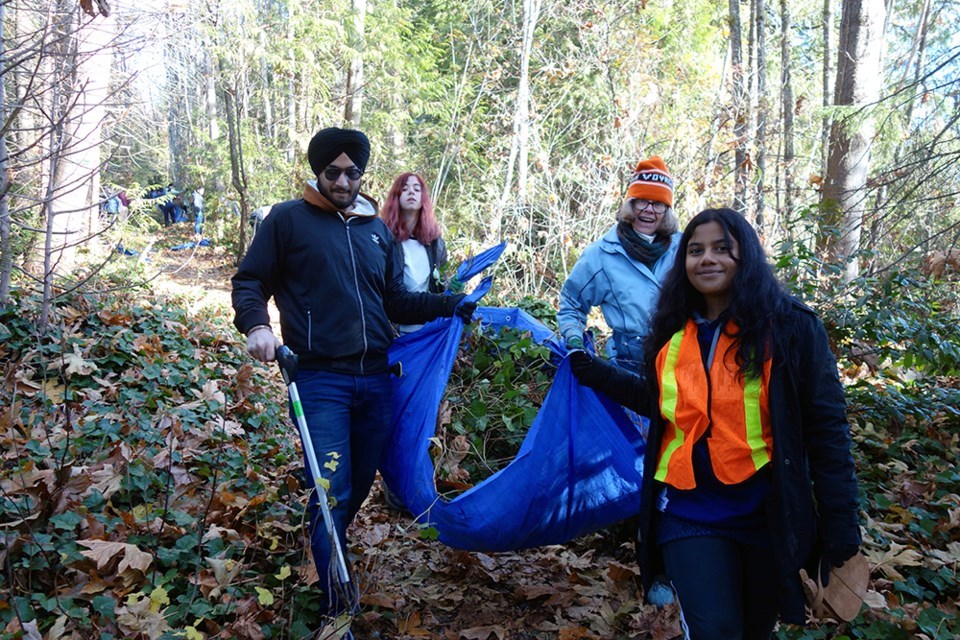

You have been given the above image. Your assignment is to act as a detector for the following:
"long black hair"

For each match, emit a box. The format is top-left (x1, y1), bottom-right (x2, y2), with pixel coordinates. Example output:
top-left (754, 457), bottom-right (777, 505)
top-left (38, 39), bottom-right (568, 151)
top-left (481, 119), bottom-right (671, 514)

top-left (644, 208), bottom-right (791, 379)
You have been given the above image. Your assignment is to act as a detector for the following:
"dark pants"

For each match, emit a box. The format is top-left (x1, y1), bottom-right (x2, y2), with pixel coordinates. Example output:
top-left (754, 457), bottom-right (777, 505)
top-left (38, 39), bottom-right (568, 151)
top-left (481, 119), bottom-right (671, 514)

top-left (292, 368), bottom-right (393, 616)
top-left (662, 536), bottom-right (780, 640)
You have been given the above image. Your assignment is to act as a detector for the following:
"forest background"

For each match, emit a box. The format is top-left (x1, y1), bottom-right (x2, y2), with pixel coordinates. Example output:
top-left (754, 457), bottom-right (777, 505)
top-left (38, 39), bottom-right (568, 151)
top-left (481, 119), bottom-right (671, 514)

top-left (0, 0), bottom-right (959, 638)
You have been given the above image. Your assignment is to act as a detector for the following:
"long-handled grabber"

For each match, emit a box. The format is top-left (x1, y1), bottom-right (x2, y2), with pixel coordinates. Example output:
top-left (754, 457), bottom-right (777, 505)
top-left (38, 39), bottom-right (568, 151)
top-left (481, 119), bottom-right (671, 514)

top-left (276, 345), bottom-right (351, 586)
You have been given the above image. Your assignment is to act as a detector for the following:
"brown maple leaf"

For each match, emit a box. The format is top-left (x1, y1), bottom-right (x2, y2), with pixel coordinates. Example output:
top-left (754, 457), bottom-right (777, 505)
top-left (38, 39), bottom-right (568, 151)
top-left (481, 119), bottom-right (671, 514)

top-left (460, 625), bottom-right (506, 640)
top-left (77, 540), bottom-right (152, 574)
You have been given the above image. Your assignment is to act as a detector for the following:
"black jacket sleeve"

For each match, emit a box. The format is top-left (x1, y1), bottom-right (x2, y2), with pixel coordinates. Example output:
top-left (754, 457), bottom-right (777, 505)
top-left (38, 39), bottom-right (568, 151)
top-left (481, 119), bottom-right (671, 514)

top-left (231, 212), bottom-right (278, 334)
top-left (575, 355), bottom-right (648, 412)
top-left (428, 237), bottom-right (449, 294)
top-left (794, 306), bottom-right (862, 548)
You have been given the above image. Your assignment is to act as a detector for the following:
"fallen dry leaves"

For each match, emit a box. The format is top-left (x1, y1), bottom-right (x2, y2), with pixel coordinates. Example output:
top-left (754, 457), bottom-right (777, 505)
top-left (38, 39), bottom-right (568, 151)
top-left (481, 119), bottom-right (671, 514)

top-left (342, 484), bottom-right (682, 640)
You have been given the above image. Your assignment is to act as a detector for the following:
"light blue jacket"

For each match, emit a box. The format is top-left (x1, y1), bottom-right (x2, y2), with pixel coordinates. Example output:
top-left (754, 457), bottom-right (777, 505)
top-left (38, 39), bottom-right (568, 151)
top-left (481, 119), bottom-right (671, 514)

top-left (557, 226), bottom-right (681, 369)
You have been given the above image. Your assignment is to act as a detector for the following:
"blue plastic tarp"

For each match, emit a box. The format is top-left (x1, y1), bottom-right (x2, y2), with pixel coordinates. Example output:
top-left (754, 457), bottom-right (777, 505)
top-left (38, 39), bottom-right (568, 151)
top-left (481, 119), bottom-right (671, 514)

top-left (381, 268), bottom-right (645, 552)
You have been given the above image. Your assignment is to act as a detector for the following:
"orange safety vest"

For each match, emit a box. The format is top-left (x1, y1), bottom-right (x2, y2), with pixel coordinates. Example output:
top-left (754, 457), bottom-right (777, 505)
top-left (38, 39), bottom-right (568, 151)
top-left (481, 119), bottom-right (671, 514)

top-left (654, 319), bottom-right (773, 490)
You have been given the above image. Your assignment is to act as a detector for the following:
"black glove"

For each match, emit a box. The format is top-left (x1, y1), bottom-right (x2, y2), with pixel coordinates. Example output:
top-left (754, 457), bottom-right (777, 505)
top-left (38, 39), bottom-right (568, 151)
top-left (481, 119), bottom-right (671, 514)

top-left (568, 352), bottom-right (645, 411)
top-left (456, 299), bottom-right (477, 323)
top-left (820, 542), bottom-right (859, 586)
top-left (444, 294), bottom-right (477, 323)
top-left (568, 349), bottom-right (595, 380)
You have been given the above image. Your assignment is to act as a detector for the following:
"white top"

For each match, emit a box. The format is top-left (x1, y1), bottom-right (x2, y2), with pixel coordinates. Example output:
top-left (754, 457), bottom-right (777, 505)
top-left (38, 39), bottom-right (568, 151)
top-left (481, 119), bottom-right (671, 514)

top-left (397, 239), bottom-right (431, 335)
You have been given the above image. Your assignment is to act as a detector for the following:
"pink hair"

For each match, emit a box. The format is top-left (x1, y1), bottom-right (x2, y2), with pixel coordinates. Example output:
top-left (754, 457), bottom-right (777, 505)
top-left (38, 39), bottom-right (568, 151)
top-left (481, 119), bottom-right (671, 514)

top-left (380, 173), bottom-right (442, 244)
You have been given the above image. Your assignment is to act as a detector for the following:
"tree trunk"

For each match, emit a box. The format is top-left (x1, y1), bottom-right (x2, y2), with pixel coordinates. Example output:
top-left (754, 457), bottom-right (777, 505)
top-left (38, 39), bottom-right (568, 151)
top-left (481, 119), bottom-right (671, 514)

top-left (492, 0), bottom-right (541, 242)
top-left (223, 66), bottom-right (250, 265)
top-left (515, 0), bottom-right (540, 205)
top-left (205, 47), bottom-right (219, 141)
top-left (699, 46), bottom-right (731, 211)
top-left (819, 0), bottom-right (886, 280)
top-left (0, 0), bottom-right (10, 306)
top-left (47, 8), bottom-right (114, 278)
top-left (260, 30), bottom-right (274, 140)
top-left (286, 0), bottom-right (296, 164)
top-left (753, 0), bottom-right (767, 233)
top-left (343, 0), bottom-right (367, 126)
top-left (821, 0), bottom-right (835, 176)
top-left (903, 0), bottom-right (931, 126)
top-left (729, 0), bottom-right (748, 214)
top-left (780, 0), bottom-right (796, 220)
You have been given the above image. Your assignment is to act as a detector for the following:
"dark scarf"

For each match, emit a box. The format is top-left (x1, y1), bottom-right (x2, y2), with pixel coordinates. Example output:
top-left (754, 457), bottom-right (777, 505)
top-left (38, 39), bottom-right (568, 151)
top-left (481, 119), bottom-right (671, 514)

top-left (617, 221), bottom-right (670, 267)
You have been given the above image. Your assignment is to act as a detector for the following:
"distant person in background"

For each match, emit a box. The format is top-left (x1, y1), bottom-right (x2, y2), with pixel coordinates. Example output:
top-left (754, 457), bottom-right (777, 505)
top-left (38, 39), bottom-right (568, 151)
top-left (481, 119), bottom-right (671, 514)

top-left (380, 172), bottom-right (459, 336)
top-left (569, 208), bottom-right (861, 639)
top-left (251, 204), bottom-right (272, 236)
top-left (160, 198), bottom-right (175, 226)
top-left (102, 191), bottom-right (121, 219)
top-left (193, 186), bottom-right (205, 235)
top-left (171, 193), bottom-right (186, 223)
top-left (117, 191), bottom-right (130, 219)
top-left (557, 156), bottom-right (680, 371)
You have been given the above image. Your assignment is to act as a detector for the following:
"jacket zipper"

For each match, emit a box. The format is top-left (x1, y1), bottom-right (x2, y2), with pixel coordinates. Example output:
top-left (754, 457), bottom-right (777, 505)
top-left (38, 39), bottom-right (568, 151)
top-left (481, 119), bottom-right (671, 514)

top-left (343, 215), bottom-right (368, 373)
top-left (306, 305), bottom-right (312, 352)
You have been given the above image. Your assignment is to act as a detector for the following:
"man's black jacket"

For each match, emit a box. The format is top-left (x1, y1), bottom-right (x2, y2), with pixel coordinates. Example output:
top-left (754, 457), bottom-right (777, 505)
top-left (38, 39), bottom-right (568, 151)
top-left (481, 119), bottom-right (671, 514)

top-left (232, 183), bottom-right (455, 375)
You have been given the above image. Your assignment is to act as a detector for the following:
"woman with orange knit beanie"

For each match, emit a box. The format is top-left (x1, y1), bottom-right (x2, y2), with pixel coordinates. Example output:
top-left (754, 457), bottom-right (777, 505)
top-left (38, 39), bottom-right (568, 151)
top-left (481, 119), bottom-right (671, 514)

top-left (558, 155), bottom-right (681, 371)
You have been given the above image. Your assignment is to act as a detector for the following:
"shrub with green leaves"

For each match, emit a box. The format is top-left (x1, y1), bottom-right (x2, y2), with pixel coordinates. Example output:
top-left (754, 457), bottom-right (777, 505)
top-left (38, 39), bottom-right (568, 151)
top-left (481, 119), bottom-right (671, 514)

top-left (0, 288), bottom-right (320, 639)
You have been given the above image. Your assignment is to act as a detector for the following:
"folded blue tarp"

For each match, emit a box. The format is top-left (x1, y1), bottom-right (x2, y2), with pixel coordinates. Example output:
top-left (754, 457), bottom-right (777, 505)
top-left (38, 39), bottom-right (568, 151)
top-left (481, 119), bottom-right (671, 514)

top-left (381, 253), bottom-right (646, 552)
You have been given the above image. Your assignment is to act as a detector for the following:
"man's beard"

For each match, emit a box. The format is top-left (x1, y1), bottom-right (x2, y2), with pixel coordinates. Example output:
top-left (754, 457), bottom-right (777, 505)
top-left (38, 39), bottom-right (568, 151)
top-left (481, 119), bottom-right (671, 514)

top-left (318, 182), bottom-right (359, 209)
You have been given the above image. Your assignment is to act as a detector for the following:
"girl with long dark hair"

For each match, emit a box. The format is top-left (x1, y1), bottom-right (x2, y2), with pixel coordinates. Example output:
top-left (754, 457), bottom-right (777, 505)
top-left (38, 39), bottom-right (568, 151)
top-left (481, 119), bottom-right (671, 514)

top-left (570, 208), bottom-right (861, 639)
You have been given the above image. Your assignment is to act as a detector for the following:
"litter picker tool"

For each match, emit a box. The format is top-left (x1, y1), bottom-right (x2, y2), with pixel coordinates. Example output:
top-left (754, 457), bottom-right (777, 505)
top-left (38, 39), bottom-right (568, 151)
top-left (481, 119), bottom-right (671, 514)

top-left (276, 345), bottom-right (351, 586)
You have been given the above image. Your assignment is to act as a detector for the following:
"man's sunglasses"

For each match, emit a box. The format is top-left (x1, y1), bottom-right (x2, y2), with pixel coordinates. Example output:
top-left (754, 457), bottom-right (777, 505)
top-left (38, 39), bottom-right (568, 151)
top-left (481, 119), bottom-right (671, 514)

top-left (323, 166), bottom-right (363, 181)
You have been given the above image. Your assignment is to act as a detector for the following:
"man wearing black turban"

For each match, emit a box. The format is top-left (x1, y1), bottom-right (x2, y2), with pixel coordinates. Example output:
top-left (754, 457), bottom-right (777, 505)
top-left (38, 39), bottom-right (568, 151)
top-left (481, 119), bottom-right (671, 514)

top-left (307, 127), bottom-right (371, 211)
top-left (231, 127), bottom-right (476, 629)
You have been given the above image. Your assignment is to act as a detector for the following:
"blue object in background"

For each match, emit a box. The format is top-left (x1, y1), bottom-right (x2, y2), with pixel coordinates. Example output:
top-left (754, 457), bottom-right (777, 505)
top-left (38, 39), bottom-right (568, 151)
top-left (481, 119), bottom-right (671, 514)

top-left (169, 239), bottom-right (211, 251)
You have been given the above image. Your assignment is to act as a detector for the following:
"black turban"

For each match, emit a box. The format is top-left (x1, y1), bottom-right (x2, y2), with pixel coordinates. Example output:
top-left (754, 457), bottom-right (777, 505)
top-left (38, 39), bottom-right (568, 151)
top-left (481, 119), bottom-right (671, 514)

top-left (307, 127), bottom-right (371, 177)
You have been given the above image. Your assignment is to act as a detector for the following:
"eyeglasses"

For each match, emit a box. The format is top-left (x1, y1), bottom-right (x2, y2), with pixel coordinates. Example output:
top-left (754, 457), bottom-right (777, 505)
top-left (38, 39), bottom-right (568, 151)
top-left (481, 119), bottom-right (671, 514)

top-left (632, 199), bottom-right (668, 214)
top-left (323, 166), bottom-right (363, 181)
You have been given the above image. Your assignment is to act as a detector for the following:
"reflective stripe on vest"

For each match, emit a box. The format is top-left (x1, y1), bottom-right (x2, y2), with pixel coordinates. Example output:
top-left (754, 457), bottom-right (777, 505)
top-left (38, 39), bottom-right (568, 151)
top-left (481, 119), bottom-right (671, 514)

top-left (654, 319), bottom-right (772, 489)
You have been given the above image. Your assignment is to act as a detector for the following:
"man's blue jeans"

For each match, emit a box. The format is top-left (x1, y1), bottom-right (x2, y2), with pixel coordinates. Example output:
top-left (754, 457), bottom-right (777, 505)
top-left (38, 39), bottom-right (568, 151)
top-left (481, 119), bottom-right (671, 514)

top-left (291, 368), bottom-right (393, 615)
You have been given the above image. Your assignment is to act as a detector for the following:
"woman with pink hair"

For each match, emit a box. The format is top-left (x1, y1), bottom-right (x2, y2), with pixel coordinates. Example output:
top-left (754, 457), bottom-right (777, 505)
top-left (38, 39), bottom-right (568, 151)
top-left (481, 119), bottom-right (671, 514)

top-left (381, 173), bottom-right (454, 335)
top-left (380, 172), bottom-right (454, 512)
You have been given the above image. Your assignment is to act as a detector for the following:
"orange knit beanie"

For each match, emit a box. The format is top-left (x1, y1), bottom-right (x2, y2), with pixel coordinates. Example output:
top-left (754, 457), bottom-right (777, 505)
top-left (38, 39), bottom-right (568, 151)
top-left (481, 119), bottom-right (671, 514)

top-left (625, 156), bottom-right (673, 208)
